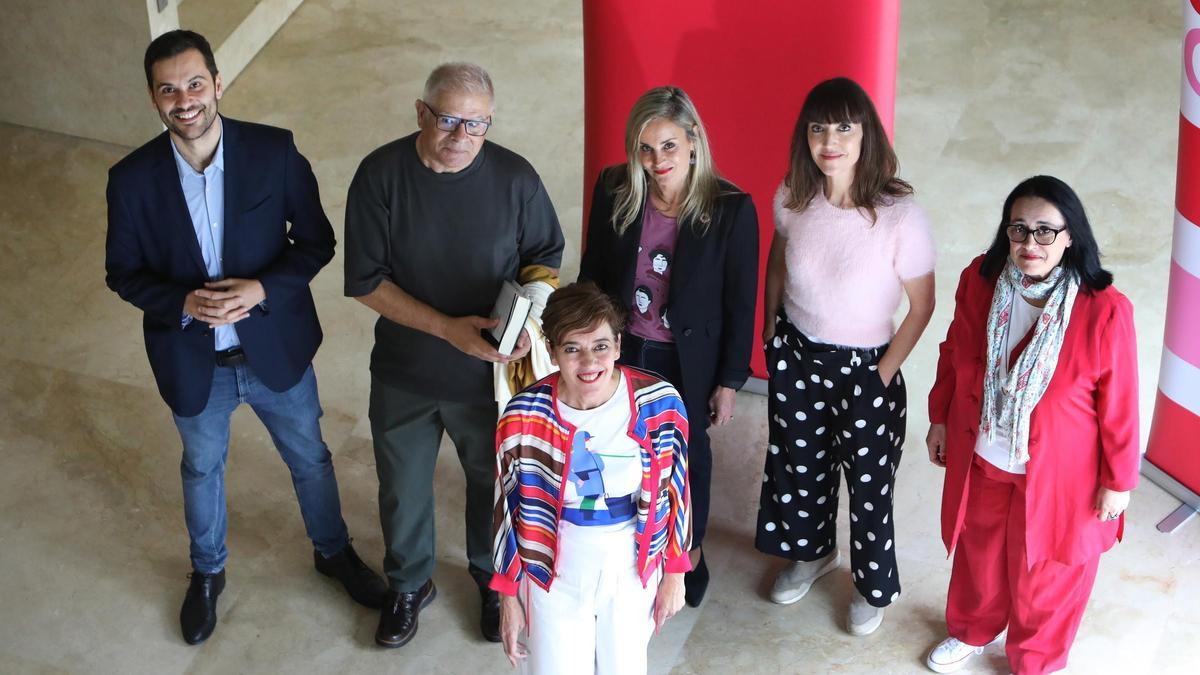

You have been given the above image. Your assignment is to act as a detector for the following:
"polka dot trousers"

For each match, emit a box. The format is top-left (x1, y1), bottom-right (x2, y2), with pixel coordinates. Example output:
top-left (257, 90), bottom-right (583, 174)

top-left (755, 313), bottom-right (907, 607)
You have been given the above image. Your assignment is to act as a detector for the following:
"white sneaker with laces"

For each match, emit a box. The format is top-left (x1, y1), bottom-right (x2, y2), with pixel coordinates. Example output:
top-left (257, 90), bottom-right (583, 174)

top-left (769, 550), bottom-right (840, 605)
top-left (926, 636), bottom-right (986, 673)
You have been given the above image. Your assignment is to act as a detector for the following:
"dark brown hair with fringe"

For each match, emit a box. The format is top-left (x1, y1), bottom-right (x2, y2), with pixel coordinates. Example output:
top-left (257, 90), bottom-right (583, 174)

top-left (782, 77), bottom-right (912, 223)
top-left (541, 282), bottom-right (626, 346)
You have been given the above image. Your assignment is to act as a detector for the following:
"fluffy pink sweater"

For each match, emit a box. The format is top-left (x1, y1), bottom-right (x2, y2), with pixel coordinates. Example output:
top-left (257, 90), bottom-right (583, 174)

top-left (775, 183), bottom-right (935, 348)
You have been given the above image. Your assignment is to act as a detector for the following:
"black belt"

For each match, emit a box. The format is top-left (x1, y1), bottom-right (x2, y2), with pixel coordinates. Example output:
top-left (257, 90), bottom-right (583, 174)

top-left (215, 347), bottom-right (246, 367)
top-left (623, 332), bottom-right (677, 350)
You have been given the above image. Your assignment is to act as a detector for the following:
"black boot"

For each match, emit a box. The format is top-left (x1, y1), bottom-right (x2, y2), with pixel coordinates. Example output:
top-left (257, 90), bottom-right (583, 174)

top-left (375, 580), bottom-right (437, 648)
top-left (469, 564), bottom-right (501, 642)
top-left (180, 569), bottom-right (225, 645)
top-left (479, 584), bottom-right (501, 642)
top-left (684, 553), bottom-right (709, 607)
top-left (314, 541), bottom-right (388, 609)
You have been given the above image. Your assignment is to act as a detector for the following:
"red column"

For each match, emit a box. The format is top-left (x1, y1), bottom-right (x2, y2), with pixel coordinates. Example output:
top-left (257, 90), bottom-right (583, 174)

top-left (582, 0), bottom-right (901, 379)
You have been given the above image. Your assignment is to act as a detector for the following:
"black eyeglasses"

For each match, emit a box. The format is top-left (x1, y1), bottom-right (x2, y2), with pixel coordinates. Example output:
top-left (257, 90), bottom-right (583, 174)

top-left (1006, 223), bottom-right (1066, 245)
top-left (420, 101), bottom-right (491, 136)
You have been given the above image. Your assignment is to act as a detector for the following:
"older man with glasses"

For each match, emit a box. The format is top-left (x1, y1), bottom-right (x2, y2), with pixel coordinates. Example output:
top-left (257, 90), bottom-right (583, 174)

top-left (344, 62), bottom-right (564, 650)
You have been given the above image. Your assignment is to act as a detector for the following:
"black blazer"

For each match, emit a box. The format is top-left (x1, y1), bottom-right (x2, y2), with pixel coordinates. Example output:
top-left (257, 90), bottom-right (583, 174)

top-left (579, 166), bottom-right (759, 405)
top-left (105, 117), bottom-right (335, 416)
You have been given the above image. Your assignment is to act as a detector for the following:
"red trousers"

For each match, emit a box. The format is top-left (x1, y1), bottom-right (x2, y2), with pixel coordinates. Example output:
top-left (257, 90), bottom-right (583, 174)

top-left (946, 456), bottom-right (1100, 675)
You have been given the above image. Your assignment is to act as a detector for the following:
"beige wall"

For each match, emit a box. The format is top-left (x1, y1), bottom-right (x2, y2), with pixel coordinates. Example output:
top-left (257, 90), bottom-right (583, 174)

top-left (0, 0), bottom-right (302, 148)
top-left (179, 0), bottom-right (304, 90)
top-left (0, 1), bottom-right (175, 147)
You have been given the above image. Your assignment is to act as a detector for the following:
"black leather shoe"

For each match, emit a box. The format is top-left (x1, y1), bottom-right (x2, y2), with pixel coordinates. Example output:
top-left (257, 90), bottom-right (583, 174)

top-left (375, 580), bottom-right (436, 649)
top-left (479, 585), bottom-right (501, 642)
top-left (314, 542), bottom-right (388, 609)
top-left (180, 569), bottom-right (225, 645)
top-left (684, 554), bottom-right (709, 608)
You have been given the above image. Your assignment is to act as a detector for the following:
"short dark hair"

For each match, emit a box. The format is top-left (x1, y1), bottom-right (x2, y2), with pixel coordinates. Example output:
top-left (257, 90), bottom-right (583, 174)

top-left (542, 282), bottom-right (626, 347)
top-left (144, 30), bottom-right (218, 89)
top-left (980, 175), bottom-right (1113, 292)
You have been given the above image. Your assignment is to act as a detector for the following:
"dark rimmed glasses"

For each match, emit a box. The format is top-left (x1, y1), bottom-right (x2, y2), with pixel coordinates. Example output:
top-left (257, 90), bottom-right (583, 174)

top-left (420, 100), bottom-right (491, 136)
top-left (1006, 223), bottom-right (1066, 245)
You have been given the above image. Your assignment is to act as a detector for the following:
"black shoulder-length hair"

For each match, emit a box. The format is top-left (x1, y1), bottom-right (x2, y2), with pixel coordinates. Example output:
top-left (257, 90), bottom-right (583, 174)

top-left (980, 175), bottom-right (1113, 293)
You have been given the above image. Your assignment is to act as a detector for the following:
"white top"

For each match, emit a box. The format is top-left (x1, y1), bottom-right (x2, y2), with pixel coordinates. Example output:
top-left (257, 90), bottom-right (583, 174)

top-left (558, 373), bottom-right (644, 529)
top-left (975, 296), bottom-right (1041, 474)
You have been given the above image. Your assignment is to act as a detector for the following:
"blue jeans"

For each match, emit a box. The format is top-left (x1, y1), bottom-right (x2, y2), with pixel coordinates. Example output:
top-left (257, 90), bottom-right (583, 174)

top-left (173, 363), bottom-right (349, 573)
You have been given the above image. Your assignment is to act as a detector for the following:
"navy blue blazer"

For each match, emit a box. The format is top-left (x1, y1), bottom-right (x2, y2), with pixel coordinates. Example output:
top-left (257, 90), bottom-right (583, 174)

top-left (105, 116), bottom-right (335, 416)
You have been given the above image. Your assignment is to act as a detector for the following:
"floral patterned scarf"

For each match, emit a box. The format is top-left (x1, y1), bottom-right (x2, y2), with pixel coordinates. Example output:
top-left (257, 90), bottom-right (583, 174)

top-left (980, 260), bottom-right (1079, 468)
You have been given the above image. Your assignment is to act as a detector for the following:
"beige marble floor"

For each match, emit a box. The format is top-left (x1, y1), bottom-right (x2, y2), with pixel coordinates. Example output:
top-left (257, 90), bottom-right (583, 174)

top-left (1, 0), bottom-right (1196, 673)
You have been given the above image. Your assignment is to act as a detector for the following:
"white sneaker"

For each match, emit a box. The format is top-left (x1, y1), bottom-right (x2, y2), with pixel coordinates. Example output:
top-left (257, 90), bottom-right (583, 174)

top-left (847, 595), bottom-right (884, 636)
top-left (926, 636), bottom-right (985, 673)
top-left (769, 550), bottom-right (840, 605)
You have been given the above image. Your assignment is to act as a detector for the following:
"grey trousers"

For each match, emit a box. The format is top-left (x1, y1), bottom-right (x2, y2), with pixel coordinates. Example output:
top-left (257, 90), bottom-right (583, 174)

top-left (369, 376), bottom-right (498, 591)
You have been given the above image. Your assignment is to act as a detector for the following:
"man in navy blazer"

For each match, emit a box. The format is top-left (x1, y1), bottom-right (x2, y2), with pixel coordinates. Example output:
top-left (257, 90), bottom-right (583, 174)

top-left (105, 30), bottom-right (385, 645)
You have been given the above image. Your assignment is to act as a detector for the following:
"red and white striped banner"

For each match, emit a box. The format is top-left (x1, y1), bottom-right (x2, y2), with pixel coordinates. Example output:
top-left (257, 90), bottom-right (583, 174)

top-left (1145, 0), bottom-right (1200, 499)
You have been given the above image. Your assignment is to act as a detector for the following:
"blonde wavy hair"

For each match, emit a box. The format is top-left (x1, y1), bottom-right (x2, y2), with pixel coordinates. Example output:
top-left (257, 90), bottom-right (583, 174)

top-left (609, 86), bottom-right (726, 237)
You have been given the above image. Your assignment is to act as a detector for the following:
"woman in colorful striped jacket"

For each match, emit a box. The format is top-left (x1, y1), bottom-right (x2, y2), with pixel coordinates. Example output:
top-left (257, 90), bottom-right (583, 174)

top-left (490, 282), bottom-right (691, 675)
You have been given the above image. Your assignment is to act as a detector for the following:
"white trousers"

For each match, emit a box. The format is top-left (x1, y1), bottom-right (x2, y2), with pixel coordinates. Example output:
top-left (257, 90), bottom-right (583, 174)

top-left (520, 521), bottom-right (659, 675)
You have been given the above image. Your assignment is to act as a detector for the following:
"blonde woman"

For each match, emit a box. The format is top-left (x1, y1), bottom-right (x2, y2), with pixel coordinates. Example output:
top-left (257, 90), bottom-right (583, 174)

top-left (579, 85), bottom-right (759, 607)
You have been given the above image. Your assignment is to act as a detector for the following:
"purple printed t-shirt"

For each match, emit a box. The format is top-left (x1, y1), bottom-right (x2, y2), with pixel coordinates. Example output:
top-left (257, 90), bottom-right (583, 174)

top-left (629, 205), bottom-right (678, 342)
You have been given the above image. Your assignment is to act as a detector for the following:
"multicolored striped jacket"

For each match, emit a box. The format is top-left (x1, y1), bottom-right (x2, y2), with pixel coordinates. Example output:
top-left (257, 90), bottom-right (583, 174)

top-left (490, 366), bottom-right (691, 596)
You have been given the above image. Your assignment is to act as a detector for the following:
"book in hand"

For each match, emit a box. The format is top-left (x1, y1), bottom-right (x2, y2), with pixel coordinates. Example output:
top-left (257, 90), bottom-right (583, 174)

top-left (487, 280), bottom-right (532, 356)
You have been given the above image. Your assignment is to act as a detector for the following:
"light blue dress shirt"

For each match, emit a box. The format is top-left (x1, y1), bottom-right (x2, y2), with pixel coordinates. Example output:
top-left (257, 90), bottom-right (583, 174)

top-left (171, 134), bottom-right (240, 351)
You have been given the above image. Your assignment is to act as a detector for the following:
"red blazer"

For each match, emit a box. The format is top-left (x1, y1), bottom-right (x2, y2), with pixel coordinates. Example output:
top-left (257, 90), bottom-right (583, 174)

top-left (928, 256), bottom-right (1140, 566)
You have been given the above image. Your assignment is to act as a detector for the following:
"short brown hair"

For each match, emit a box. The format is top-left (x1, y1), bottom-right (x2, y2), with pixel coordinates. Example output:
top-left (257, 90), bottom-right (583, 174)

top-left (541, 282), bottom-right (625, 346)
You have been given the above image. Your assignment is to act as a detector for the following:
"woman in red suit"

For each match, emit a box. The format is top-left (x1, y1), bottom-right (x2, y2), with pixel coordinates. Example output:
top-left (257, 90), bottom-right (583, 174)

top-left (923, 176), bottom-right (1139, 675)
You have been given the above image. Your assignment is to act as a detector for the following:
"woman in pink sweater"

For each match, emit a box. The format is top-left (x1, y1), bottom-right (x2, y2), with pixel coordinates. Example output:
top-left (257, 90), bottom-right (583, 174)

top-left (755, 77), bottom-right (936, 636)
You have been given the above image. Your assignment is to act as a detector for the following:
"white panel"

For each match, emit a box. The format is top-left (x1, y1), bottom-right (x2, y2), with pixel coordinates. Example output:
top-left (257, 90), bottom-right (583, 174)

top-left (1159, 346), bottom-right (1200, 416)
top-left (1172, 209), bottom-right (1200, 278)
